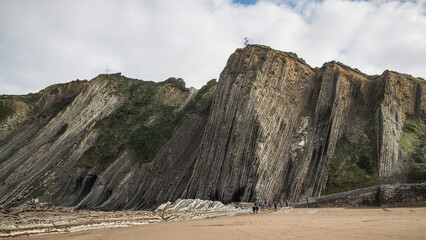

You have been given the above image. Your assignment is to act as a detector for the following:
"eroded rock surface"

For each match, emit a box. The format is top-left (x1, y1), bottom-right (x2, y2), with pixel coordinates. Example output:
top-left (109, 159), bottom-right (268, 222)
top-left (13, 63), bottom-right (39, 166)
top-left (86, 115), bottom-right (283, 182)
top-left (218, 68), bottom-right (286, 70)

top-left (0, 45), bottom-right (424, 210)
top-left (184, 45), bottom-right (425, 203)
top-left (0, 199), bottom-right (249, 238)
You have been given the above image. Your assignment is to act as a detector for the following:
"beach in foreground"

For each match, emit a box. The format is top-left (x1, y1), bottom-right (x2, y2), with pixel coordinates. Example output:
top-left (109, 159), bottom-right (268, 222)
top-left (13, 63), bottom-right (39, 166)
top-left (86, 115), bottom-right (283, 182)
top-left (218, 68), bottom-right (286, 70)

top-left (9, 207), bottom-right (426, 240)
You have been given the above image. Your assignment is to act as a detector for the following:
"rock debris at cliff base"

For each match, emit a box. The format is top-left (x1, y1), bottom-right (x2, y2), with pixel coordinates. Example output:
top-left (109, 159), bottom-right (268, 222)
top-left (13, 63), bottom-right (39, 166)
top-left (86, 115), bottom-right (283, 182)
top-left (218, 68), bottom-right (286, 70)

top-left (0, 199), bottom-right (251, 238)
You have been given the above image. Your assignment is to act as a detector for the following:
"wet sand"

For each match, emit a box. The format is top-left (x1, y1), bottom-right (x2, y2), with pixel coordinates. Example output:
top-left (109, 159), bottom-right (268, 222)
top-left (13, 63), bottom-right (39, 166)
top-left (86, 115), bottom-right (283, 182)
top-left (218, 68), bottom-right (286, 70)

top-left (10, 207), bottom-right (426, 240)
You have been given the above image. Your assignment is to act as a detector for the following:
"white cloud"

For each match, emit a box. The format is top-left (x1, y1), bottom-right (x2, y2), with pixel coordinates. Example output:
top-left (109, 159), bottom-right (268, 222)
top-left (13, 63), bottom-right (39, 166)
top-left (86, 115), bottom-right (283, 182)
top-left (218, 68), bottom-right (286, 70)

top-left (0, 0), bottom-right (425, 94)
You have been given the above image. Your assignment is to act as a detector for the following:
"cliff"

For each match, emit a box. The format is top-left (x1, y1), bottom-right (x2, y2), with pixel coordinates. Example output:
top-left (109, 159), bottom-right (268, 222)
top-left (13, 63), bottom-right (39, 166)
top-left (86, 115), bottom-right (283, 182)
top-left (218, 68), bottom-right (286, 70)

top-left (0, 45), bottom-right (424, 210)
top-left (0, 74), bottom-right (216, 209)
top-left (184, 45), bottom-right (425, 203)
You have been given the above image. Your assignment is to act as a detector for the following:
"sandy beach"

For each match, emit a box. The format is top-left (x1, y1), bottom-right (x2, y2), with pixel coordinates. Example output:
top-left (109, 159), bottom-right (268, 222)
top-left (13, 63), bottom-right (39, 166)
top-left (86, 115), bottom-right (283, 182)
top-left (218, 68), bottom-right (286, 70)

top-left (8, 207), bottom-right (426, 240)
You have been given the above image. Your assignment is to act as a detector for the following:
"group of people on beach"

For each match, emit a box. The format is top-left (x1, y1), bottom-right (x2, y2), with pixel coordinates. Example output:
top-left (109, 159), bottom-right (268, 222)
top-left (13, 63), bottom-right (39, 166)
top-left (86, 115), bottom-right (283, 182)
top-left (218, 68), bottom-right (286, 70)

top-left (252, 200), bottom-right (290, 213)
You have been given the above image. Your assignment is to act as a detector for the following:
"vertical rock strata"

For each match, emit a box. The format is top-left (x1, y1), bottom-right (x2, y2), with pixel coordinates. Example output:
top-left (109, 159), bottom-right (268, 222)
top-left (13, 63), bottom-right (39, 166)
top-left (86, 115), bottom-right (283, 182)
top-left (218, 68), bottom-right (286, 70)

top-left (184, 45), bottom-right (425, 203)
top-left (376, 71), bottom-right (426, 178)
top-left (0, 45), bottom-right (424, 210)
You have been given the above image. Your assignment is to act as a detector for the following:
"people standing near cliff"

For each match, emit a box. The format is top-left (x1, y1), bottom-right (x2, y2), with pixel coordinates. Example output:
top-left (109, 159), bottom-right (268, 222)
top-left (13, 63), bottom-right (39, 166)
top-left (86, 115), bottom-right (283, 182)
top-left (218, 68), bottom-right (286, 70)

top-left (269, 202), bottom-right (272, 209)
top-left (286, 200), bottom-right (289, 207)
top-left (280, 200), bottom-right (283, 208)
top-left (274, 202), bottom-right (277, 211)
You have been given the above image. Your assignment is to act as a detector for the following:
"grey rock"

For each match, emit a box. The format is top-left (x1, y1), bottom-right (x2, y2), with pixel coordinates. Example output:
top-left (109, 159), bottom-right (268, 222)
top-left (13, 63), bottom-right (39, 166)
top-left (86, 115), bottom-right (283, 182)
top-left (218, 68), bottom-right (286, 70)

top-left (0, 45), bottom-right (424, 210)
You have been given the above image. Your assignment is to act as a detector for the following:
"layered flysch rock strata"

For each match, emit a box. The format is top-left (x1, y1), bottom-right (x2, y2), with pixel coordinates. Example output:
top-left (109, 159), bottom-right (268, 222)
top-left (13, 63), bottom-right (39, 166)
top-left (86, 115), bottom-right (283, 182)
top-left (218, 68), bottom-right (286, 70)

top-left (0, 78), bottom-right (125, 208)
top-left (0, 199), bottom-right (249, 238)
top-left (184, 45), bottom-right (425, 204)
top-left (376, 71), bottom-right (426, 177)
top-left (154, 198), bottom-right (251, 222)
top-left (0, 45), bottom-right (424, 210)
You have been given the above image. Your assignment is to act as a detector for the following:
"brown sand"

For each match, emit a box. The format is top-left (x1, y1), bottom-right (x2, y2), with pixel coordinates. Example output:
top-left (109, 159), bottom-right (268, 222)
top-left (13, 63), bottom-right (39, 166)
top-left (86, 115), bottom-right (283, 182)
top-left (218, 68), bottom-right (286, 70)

top-left (10, 207), bottom-right (426, 240)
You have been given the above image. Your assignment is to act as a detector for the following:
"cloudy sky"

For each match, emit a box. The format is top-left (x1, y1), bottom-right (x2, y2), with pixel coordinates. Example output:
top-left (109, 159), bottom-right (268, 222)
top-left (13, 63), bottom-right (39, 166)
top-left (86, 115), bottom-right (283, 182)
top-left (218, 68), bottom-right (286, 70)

top-left (1, 0), bottom-right (425, 94)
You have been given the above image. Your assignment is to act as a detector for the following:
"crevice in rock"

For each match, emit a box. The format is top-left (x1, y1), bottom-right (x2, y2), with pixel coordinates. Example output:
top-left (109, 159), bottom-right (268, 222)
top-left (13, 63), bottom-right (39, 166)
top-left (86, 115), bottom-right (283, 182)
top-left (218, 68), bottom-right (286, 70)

top-left (231, 186), bottom-right (246, 203)
top-left (414, 82), bottom-right (422, 118)
top-left (74, 174), bottom-right (97, 205)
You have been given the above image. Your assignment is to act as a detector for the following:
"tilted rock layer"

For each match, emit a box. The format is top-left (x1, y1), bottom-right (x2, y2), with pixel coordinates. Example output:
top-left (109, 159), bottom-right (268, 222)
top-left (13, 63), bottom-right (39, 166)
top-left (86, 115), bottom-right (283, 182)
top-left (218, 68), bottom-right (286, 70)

top-left (184, 45), bottom-right (425, 203)
top-left (0, 45), bottom-right (424, 210)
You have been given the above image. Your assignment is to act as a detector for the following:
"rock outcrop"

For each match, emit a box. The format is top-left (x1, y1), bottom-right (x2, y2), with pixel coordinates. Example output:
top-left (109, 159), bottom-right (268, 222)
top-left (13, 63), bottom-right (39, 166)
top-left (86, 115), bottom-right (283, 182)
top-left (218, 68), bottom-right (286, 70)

top-left (154, 198), bottom-right (250, 222)
top-left (0, 45), bottom-right (424, 210)
top-left (0, 78), bottom-right (124, 207)
top-left (184, 45), bottom-right (425, 204)
top-left (0, 198), bottom-right (249, 238)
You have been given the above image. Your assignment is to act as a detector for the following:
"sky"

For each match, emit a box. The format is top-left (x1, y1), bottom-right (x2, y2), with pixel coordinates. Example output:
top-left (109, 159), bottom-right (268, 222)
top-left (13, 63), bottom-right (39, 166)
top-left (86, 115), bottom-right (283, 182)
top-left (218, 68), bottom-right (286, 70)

top-left (0, 0), bottom-right (425, 95)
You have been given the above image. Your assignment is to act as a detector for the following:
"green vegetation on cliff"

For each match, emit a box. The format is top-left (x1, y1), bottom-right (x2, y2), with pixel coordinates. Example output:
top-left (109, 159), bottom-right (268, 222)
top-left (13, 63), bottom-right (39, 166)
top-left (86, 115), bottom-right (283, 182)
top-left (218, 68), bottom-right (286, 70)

top-left (186, 79), bottom-right (217, 115)
top-left (78, 75), bottom-right (217, 173)
top-left (13, 93), bottom-right (40, 103)
top-left (324, 131), bottom-right (379, 195)
top-left (0, 100), bottom-right (14, 122)
top-left (401, 118), bottom-right (426, 183)
top-left (41, 95), bottom-right (77, 117)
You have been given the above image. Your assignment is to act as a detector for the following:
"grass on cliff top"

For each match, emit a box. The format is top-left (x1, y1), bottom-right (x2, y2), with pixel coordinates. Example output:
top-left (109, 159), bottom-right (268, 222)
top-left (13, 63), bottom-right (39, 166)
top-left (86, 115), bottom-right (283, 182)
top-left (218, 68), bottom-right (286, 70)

top-left (78, 75), bottom-right (217, 174)
top-left (323, 131), bottom-right (379, 195)
top-left (12, 92), bottom-right (40, 103)
top-left (400, 117), bottom-right (426, 183)
top-left (1, 82), bottom-right (84, 123)
top-left (0, 92), bottom-right (41, 122)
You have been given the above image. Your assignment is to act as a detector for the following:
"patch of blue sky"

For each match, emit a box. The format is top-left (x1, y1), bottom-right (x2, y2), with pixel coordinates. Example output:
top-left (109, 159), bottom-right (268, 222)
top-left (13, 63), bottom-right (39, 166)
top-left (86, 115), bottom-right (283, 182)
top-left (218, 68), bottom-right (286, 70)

top-left (233, 0), bottom-right (416, 8)
top-left (232, 0), bottom-right (321, 10)
top-left (233, 0), bottom-right (259, 5)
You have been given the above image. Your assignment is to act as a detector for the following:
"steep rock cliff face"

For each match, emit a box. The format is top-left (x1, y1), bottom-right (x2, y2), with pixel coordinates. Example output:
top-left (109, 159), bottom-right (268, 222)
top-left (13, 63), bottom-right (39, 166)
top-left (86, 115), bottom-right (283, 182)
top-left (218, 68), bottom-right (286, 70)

top-left (73, 113), bottom-right (207, 210)
top-left (0, 74), bottom-right (216, 210)
top-left (0, 45), bottom-right (424, 210)
top-left (376, 71), bottom-right (426, 178)
top-left (184, 45), bottom-right (425, 203)
top-left (0, 77), bottom-right (125, 207)
top-left (57, 79), bottom-right (215, 210)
